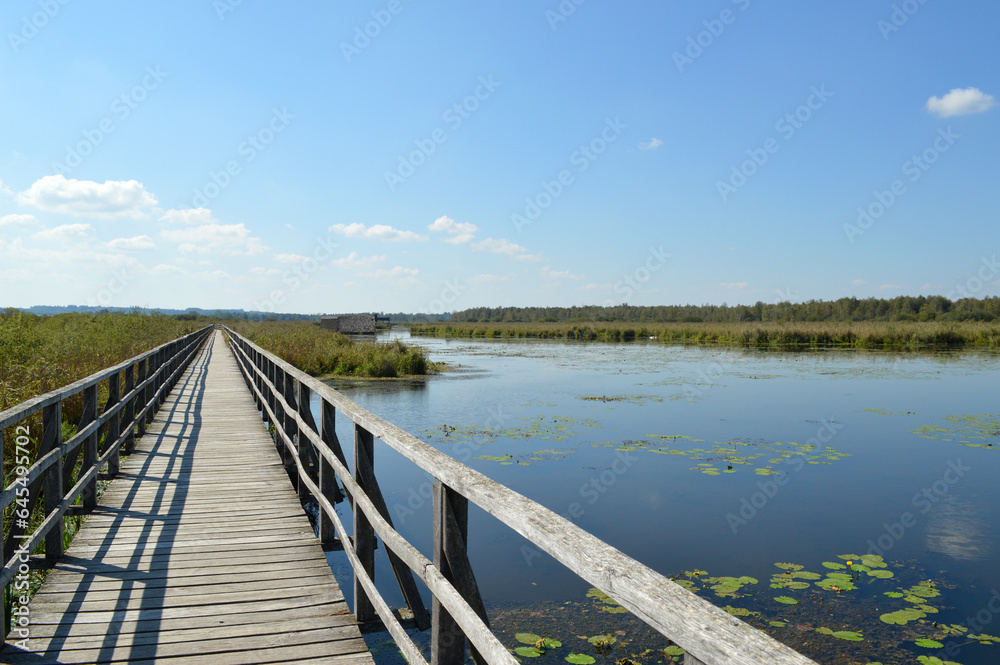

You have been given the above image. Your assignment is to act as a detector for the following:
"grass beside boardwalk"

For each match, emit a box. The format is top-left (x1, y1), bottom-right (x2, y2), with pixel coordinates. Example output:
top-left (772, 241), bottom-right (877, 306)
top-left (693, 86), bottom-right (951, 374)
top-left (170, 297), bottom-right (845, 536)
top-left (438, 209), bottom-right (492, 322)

top-left (407, 320), bottom-right (1000, 349)
top-left (0, 309), bottom-right (200, 419)
top-left (229, 319), bottom-right (431, 378)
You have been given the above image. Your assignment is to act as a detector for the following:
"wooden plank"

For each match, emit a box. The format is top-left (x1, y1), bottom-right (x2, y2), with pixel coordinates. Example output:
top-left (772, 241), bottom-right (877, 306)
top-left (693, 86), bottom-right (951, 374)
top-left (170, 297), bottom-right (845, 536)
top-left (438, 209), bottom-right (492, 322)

top-left (0, 627), bottom-right (367, 665)
top-left (24, 601), bottom-right (354, 640)
top-left (5, 330), bottom-right (374, 665)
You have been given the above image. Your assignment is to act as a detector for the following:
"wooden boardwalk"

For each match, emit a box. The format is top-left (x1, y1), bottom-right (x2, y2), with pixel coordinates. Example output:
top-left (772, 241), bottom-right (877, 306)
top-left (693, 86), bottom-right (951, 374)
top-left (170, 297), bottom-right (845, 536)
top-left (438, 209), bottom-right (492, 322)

top-left (2, 331), bottom-right (375, 665)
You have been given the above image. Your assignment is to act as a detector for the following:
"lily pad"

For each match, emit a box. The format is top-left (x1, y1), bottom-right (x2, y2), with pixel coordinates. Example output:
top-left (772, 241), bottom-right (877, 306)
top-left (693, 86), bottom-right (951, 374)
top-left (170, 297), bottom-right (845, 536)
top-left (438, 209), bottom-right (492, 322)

top-left (663, 646), bottom-right (684, 656)
top-left (832, 631), bottom-right (864, 641)
top-left (565, 655), bottom-right (596, 664)
top-left (774, 596), bottom-right (798, 605)
top-left (588, 634), bottom-right (617, 648)
top-left (516, 634), bottom-right (544, 645)
top-left (822, 561), bottom-right (846, 570)
top-left (915, 639), bottom-right (944, 648)
top-left (880, 608), bottom-right (926, 625)
top-left (867, 569), bottom-right (894, 579)
top-left (515, 647), bottom-right (543, 658)
top-left (774, 562), bottom-right (804, 571)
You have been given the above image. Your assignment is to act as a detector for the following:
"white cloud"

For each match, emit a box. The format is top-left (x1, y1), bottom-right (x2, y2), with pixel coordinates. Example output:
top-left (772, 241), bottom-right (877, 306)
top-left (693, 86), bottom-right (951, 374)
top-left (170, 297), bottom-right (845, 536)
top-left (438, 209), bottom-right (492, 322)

top-left (17, 175), bottom-right (158, 219)
top-left (361, 266), bottom-right (419, 279)
top-left (639, 138), bottom-right (663, 150)
top-left (329, 222), bottom-right (427, 242)
top-left (106, 235), bottom-right (156, 251)
top-left (468, 274), bottom-right (508, 284)
top-left (471, 237), bottom-right (542, 263)
top-left (197, 270), bottom-right (230, 281)
top-left (852, 279), bottom-right (866, 286)
top-left (429, 215), bottom-right (478, 244)
top-left (879, 284), bottom-right (901, 290)
top-left (1, 268), bottom-right (34, 282)
top-left (33, 223), bottom-right (94, 243)
top-left (0, 179), bottom-right (13, 196)
top-left (926, 87), bottom-right (997, 117)
top-left (149, 264), bottom-right (187, 276)
top-left (275, 253), bottom-right (310, 264)
top-left (719, 282), bottom-right (748, 289)
top-left (250, 266), bottom-right (282, 276)
top-left (330, 251), bottom-right (385, 269)
top-left (540, 266), bottom-right (583, 280)
top-left (163, 223), bottom-right (266, 255)
top-left (160, 208), bottom-right (218, 226)
top-left (514, 252), bottom-right (544, 263)
top-left (0, 214), bottom-right (39, 231)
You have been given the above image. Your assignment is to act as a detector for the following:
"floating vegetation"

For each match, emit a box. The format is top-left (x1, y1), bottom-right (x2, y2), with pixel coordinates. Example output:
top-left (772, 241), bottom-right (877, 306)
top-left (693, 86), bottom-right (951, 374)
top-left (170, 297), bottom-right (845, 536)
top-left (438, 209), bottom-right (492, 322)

top-left (586, 588), bottom-right (627, 614)
top-left (595, 437), bottom-right (851, 476)
top-left (564, 655), bottom-right (595, 664)
top-left (423, 416), bottom-right (602, 447)
top-left (495, 556), bottom-right (1000, 665)
top-left (912, 414), bottom-right (1000, 450)
top-left (577, 394), bottom-right (664, 406)
top-left (815, 627), bottom-right (864, 641)
top-left (657, 555), bottom-right (1000, 664)
top-left (587, 634), bottom-right (617, 648)
top-left (863, 408), bottom-right (919, 416)
top-left (473, 449), bottom-right (575, 466)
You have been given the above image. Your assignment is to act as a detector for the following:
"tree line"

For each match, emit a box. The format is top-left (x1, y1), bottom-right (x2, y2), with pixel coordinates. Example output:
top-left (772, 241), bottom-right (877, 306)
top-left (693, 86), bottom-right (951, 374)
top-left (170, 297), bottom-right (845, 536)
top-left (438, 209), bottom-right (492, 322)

top-left (449, 296), bottom-right (1000, 324)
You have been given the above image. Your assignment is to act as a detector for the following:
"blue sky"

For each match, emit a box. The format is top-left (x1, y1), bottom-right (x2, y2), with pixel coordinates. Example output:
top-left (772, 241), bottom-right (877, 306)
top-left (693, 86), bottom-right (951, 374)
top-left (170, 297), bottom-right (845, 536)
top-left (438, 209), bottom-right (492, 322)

top-left (1, 0), bottom-right (998, 314)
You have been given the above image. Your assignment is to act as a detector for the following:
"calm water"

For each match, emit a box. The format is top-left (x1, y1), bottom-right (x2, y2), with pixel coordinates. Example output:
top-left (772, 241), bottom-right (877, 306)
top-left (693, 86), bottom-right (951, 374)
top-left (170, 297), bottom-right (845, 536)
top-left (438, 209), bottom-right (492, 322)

top-left (318, 331), bottom-right (1000, 665)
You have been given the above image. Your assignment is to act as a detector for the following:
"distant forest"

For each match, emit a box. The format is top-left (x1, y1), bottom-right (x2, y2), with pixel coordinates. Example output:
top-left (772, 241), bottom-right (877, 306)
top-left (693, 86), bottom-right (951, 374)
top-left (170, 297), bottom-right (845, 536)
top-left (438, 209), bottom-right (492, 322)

top-left (449, 296), bottom-right (1000, 324)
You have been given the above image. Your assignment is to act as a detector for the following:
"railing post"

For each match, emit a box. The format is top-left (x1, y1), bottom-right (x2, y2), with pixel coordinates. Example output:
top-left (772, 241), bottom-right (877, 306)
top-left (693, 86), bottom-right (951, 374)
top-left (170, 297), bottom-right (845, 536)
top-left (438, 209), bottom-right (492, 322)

top-left (319, 400), bottom-right (340, 546)
top-left (154, 348), bottom-right (166, 408)
top-left (433, 480), bottom-right (468, 665)
top-left (135, 356), bottom-right (148, 437)
top-left (122, 363), bottom-right (136, 454)
top-left (297, 383), bottom-right (320, 500)
top-left (353, 423), bottom-right (376, 624)
top-left (42, 402), bottom-right (64, 563)
top-left (282, 374), bottom-right (302, 497)
top-left (105, 370), bottom-right (121, 477)
top-left (266, 359), bottom-right (277, 429)
top-left (144, 354), bottom-right (155, 425)
top-left (80, 385), bottom-right (99, 511)
top-left (273, 367), bottom-right (290, 464)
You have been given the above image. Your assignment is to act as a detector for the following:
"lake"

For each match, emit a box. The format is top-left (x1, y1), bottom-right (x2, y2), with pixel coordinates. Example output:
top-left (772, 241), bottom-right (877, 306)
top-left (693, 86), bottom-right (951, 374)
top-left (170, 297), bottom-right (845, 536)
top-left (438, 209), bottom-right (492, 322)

top-left (318, 330), bottom-right (1000, 665)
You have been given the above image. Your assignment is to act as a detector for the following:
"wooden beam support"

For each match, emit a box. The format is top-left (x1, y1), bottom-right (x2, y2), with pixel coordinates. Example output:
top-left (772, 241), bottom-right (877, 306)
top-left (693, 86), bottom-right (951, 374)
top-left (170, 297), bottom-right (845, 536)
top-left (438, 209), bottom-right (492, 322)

top-left (42, 402), bottom-right (64, 563)
top-left (352, 423), bottom-right (376, 624)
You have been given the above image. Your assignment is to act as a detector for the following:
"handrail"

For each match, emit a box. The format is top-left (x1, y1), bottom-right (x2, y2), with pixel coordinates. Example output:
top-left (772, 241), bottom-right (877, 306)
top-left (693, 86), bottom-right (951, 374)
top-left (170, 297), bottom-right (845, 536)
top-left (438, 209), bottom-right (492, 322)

top-left (0, 325), bottom-right (213, 643)
top-left (222, 326), bottom-right (819, 665)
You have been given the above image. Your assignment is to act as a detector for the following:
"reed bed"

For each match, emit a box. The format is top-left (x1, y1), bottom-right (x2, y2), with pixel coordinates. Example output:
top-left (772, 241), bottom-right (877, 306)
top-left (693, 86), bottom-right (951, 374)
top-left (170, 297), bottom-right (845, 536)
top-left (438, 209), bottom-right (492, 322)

top-left (229, 320), bottom-right (430, 378)
top-left (407, 320), bottom-right (1000, 349)
top-left (0, 309), bottom-right (199, 422)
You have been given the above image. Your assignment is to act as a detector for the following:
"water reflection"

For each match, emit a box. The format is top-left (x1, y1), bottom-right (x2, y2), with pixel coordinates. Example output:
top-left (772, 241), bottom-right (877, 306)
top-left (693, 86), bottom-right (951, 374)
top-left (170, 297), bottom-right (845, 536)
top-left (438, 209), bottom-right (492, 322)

top-left (926, 497), bottom-right (990, 561)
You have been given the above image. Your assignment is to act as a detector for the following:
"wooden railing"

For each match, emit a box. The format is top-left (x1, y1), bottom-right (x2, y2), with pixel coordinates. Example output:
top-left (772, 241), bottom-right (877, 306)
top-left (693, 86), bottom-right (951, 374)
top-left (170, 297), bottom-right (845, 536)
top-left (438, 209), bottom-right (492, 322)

top-left (223, 326), bottom-right (819, 665)
top-left (0, 325), bottom-right (213, 642)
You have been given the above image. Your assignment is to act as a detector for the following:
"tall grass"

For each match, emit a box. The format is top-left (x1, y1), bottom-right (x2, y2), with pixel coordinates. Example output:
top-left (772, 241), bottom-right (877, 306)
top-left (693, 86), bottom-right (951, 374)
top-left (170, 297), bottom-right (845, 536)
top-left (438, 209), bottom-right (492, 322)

top-left (229, 320), bottom-right (430, 377)
top-left (407, 320), bottom-right (1000, 349)
top-left (0, 309), bottom-right (200, 421)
